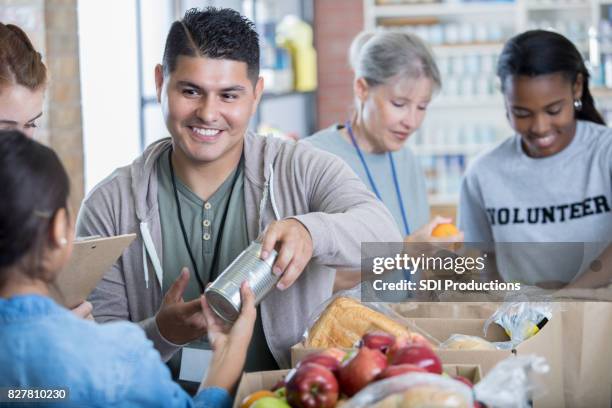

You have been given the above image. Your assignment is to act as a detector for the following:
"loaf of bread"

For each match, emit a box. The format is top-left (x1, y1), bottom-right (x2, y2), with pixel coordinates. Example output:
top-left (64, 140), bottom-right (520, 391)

top-left (371, 386), bottom-right (470, 408)
top-left (441, 334), bottom-right (496, 351)
top-left (306, 297), bottom-right (417, 348)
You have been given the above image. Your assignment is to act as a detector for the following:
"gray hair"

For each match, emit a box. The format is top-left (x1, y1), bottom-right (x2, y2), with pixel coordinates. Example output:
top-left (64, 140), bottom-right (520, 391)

top-left (349, 29), bottom-right (441, 90)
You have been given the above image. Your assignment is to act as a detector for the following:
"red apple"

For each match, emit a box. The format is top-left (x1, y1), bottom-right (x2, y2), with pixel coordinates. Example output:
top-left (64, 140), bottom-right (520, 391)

top-left (359, 331), bottom-right (396, 354)
top-left (338, 347), bottom-right (388, 397)
top-left (386, 334), bottom-right (432, 362)
top-left (390, 345), bottom-right (443, 374)
top-left (298, 353), bottom-right (341, 375)
top-left (408, 332), bottom-right (433, 348)
top-left (387, 335), bottom-right (415, 362)
top-left (376, 363), bottom-right (428, 380)
top-left (453, 375), bottom-right (473, 388)
top-left (285, 363), bottom-right (339, 408)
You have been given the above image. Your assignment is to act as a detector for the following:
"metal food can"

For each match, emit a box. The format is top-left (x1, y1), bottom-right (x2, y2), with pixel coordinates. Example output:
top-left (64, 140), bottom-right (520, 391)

top-left (205, 241), bottom-right (278, 322)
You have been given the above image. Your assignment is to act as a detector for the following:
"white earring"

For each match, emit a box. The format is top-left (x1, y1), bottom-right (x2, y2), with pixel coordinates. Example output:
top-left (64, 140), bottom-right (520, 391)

top-left (59, 238), bottom-right (68, 246)
top-left (574, 99), bottom-right (583, 111)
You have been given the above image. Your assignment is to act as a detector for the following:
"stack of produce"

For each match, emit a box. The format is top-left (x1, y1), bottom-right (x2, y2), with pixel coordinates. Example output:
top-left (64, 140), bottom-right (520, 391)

top-left (240, 331), bottom-right (478, 408)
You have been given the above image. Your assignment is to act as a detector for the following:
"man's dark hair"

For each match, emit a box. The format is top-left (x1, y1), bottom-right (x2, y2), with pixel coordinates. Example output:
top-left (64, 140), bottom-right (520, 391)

top-left (162, 7), bottom-right (260, 84)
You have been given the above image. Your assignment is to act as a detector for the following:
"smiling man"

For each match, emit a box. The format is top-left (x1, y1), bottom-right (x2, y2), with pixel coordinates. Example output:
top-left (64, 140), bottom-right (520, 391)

top-left (76, 7), bottom-right (400, 390)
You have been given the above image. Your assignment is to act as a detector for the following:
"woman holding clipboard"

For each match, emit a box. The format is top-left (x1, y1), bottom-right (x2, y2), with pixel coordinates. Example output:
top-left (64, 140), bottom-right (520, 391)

top-left (0, 131), bottom-right (255, 407)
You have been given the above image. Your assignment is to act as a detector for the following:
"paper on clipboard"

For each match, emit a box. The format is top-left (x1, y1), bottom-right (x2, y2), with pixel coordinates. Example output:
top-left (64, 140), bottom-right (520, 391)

top-left (51, 234), bottom-right (136, 308)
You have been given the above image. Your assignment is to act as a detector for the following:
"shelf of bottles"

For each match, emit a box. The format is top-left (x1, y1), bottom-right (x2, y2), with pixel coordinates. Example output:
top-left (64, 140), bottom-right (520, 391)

top-left (409, 121), bottom-right (506, 203)
top-left (365, 0), bottom-right (612, 205)
top-left (372, 0), bottom-right (516, 18)
top-left (587, 3), bottom-right (612, 124)
top-left (524, 0), bottom-right (591, 10)
top-left (368, 0), bottom-right (515, 204)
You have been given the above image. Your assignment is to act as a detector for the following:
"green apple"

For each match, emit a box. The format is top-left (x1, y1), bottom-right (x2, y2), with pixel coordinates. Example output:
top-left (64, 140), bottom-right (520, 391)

top-left (274, 386), bottom-right (286, 399)
top-left (251, 396), bottom-right (291, 408)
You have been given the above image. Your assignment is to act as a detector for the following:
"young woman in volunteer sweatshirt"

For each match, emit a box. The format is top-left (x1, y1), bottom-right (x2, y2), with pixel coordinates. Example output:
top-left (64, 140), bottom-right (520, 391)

top-left (0, 131), bottom-right (255, 407)
top-left (459, 30), bottom-right (612, 287)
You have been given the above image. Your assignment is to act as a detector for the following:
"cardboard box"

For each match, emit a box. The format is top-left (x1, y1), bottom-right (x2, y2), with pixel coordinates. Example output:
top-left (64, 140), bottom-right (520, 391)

top-left (291, 318), bottom-right (509, 370)
top-left (233, 365), bottom-right (482, 408)
top-left (414, 317), bottom-right (564, 408)
top-left (293, 315), bottom-right (564, 407)
top-left (234, 370), bottom-right (288, 408)
top-left (390, 302), bottom-right (573, 406)
top-left (390, 302), bottom-right (500, 319)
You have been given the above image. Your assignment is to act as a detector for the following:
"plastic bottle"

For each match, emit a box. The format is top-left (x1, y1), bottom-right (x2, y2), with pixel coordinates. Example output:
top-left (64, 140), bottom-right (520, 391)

top-left (276, 15), bottom-right (317, 92)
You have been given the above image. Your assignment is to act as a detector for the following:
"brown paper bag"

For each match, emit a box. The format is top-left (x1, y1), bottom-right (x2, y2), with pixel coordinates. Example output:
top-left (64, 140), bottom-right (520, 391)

top-left (560, 301), bottom-right (612, 407)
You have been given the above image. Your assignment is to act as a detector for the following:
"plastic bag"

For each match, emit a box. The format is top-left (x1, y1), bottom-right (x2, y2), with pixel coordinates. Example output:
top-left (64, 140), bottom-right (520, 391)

top-left (440, 334), bottom-right (497, 350)
top-left (342, 372), bottom-right (474, 408)
top-left (484, 302), bottom-right (553, 349)
top-left (474, 355), bottom-right (550, 408)
top-left (300, 283), bottom-right (440, 347)
top-left (341, 355), bottom-right (549, 408)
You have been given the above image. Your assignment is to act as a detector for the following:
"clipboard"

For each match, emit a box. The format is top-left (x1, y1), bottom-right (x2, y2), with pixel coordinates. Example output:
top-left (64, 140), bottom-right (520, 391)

top-left (51, 234), bottom-right (136, 308)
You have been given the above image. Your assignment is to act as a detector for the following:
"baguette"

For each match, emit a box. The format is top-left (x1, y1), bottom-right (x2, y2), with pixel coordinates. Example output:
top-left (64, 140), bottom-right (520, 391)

top-left (306, 297), bottom-right (415, 348)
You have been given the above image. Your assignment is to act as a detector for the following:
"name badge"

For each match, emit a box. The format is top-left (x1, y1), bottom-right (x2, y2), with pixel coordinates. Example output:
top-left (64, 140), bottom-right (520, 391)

top-left (179, 342), bottom-right (214, 383)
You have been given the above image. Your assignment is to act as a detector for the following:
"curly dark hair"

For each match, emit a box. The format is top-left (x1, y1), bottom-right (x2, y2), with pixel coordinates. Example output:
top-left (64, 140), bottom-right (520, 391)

top-left (162, 7), bottom-right (260, 84)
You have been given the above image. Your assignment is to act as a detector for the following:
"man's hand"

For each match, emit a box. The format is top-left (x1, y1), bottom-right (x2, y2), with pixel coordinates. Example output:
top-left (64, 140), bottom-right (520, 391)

top-left (155, 268), bottom-right (208, 345)
top-left (71, 301), bottom-right (93, 320)
top-left (200, 281), bottom-right (257, 392)
top-left (260, 219), bottom-right (314, 291)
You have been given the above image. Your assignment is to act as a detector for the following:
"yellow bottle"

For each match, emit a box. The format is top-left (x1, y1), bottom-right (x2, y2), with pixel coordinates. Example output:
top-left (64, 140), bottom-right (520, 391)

top-left (276, 15), bottom-right (317, 92)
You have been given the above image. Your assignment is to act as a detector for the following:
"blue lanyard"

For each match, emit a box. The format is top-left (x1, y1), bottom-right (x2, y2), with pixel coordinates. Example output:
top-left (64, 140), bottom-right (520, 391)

top-left (345, 121), bottom-right (410, 236)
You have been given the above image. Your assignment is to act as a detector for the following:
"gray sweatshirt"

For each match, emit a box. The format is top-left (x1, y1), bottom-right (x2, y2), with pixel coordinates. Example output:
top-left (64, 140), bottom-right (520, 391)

top-left (76, 132), bottom-right (402, 367)
top-left (458, 120), bottom-right (612, 284)
top-left (304, 124), bottom-right (430, 234)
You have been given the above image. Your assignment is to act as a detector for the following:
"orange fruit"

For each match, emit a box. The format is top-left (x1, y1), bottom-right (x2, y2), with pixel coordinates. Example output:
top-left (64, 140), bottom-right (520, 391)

top-left (241, 390), bottom-right (276, 408)
top-left (431, 223), bottom-right (460, 238)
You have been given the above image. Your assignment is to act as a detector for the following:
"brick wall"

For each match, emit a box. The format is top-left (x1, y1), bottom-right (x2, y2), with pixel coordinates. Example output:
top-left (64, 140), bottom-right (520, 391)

top-left (45, 0), bottom-right (84, 213)
top-left (0, 0), bottom-right (84, 213)
top-left (314, 0), bottom-right (364, 129)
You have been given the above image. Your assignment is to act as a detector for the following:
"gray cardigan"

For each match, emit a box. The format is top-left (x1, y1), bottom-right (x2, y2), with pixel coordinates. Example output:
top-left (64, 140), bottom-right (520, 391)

top-left (76, 132), bottom-right (401, 368)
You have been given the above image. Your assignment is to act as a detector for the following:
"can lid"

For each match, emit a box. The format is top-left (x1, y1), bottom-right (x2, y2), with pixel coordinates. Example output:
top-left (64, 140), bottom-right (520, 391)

top-left (205, 290), bottom-right (239, 323)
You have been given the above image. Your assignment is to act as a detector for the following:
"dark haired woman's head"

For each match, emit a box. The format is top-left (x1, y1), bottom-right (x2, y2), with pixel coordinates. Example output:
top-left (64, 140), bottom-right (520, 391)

top-left (0, 23), bottom-right (47, 138)
top-left (497, 29), bottom-right (605, 158)
top-left (0, 131), bottom-right (72, 292)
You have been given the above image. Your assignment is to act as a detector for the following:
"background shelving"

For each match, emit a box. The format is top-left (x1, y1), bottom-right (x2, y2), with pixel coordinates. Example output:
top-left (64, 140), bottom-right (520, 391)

top-left (364, 0), bottom-right (612, 208)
